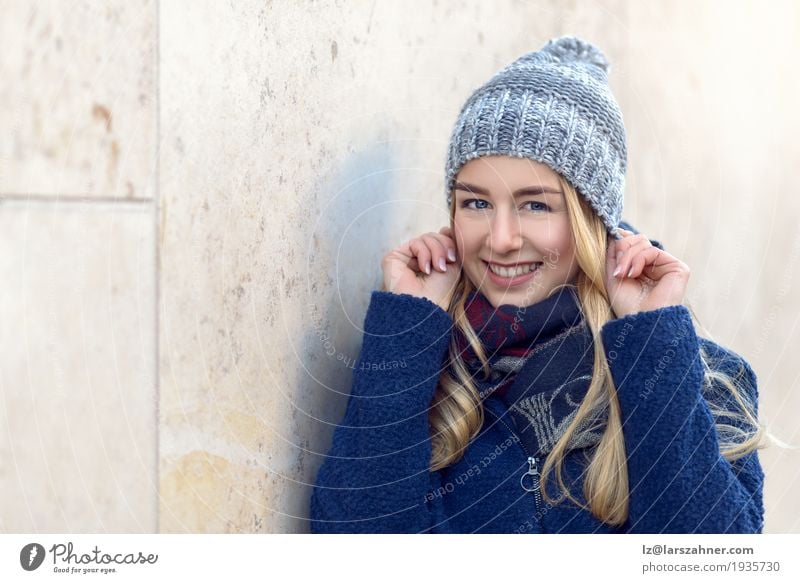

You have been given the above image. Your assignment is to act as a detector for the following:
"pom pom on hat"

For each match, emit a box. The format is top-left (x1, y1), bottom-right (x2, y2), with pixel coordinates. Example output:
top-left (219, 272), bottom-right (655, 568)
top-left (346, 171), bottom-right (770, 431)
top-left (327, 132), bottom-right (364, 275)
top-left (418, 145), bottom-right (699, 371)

top-left (540, 35), bottom-right (611, 73)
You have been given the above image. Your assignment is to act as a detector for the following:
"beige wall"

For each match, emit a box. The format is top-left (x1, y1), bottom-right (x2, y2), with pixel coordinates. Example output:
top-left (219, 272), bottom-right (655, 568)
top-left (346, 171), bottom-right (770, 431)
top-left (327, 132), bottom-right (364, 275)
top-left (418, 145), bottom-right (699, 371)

top-left (1, 0), bottom-right (797, 533)
top-left (0, 0), bottom-right (158, 532)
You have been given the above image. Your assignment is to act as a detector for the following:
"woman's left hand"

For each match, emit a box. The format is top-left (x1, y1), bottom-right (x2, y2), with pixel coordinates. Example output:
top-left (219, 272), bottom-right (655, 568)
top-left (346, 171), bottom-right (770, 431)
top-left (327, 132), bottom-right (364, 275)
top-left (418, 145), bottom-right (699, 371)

top-left (604, 228), bottom-right (690, 318)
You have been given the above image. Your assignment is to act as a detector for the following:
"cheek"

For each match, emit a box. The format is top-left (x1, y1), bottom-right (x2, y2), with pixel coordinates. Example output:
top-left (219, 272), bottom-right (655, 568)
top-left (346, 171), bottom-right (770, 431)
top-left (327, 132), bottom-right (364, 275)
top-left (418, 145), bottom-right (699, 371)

top-left (452, 220), bottom-right (478, 251)
top-left (533, 224), bottom-right (574, 269)
top-left (554, 240), bottom-right (577, 271)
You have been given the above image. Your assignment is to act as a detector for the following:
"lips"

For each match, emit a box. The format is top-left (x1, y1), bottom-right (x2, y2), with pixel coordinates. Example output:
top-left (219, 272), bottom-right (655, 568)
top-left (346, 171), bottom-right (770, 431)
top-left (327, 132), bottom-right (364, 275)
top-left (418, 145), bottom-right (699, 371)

top-left (483, 260), bottom-right (541, 274)
top-left (482, 259), bottom-right (541, 267)
top-left (483, 260), bottom-right (543, 284)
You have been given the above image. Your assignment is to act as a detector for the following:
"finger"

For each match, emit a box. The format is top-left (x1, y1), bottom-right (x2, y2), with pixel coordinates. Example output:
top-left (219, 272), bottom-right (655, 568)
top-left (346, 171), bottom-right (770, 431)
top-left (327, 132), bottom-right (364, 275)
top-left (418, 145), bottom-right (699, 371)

top-left (405, 256), bottom-right (423, 273)
top-left (386, 241), bottom-right (420, 273)
top-left (605, 239), bottom-right (618, 274)
top-left (407, 238), bottom-right (433, 274)
top-left (421, 234), bottom-right (450, 272)
top-left (616, 241), bottom-right (642, 278)
top-left (614, 236), bottom-right (652, 277)
top-left (437, 230), bottom-right (459, 263)
top-left (625, 247), bottom-right (681, 281)
top-left (641, 249), bottom-right (688, 282)
top-left (387, 239), bottom-right (426, 274)
top-left (614, 227), bottom-right (633, 242)
top-left (436, 227), bottom-right (458, 261)
top-left (614, 232), bottom-right (649, 255)
top-left (627, 250), bottom-right (650, 279)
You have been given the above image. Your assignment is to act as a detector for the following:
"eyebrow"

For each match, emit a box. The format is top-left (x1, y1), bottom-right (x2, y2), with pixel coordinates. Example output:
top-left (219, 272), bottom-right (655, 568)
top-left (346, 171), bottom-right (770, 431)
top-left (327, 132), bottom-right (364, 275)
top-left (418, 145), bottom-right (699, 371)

top-left (454, 181), bottom-right (562, 197)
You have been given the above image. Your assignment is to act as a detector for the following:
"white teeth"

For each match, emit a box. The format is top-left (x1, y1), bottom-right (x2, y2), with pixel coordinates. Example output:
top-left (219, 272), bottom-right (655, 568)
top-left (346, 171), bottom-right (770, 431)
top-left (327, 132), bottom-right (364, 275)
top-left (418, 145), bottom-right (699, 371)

top-left (488, 262), bottom-right (540, 278)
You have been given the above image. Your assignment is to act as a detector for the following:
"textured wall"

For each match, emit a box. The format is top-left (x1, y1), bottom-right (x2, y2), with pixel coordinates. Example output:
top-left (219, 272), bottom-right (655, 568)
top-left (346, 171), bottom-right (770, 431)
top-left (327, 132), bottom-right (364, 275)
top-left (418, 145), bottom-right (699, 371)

top-left (0, 0), bottom-right (158, 532)
top-left (1, 0), bottom-right (798, 534)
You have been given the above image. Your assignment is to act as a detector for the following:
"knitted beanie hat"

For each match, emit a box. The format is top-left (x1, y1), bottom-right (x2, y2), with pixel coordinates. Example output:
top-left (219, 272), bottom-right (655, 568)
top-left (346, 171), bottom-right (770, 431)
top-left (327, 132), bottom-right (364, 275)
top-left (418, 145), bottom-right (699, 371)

top-left (445, 35), bottom-right (627, 238)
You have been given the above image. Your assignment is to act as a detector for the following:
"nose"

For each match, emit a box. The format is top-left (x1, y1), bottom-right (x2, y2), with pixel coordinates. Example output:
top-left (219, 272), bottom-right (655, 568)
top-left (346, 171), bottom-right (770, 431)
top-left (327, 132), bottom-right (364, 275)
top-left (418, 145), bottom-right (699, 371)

top-left (486, 209), bottom-right (523, 255)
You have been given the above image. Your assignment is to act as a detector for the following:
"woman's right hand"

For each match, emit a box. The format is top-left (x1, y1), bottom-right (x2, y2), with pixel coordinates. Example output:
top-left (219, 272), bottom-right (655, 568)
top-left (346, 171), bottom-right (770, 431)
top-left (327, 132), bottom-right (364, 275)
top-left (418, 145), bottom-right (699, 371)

top-left (381, 226), bottom-right (461, 312)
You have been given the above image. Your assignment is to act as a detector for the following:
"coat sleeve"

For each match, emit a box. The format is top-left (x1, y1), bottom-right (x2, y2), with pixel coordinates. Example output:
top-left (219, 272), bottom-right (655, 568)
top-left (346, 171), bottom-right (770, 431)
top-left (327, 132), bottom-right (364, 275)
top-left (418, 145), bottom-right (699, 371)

top-left (309, 290), bottom-right (453, 533)
top-left (600, 305), bottom-right (765, 533)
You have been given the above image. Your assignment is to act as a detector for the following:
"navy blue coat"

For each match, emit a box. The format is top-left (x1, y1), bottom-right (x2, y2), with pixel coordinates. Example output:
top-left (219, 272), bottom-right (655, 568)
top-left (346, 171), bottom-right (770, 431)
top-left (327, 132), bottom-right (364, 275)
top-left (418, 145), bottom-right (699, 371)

top-left (309, 288), bottom-right (764, 534)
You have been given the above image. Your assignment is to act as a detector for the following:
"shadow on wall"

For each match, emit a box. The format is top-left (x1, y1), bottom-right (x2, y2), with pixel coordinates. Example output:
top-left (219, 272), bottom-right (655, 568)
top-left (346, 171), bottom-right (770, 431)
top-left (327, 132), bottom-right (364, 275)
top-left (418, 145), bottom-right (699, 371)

top-left (299, 139), bottom-right (420, 489)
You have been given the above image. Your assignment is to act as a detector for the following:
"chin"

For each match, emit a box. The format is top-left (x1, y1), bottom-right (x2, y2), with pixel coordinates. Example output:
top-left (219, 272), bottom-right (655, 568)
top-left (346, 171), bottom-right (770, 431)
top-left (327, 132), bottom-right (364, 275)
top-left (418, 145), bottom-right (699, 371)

top-left (485, 286), bottom-right (545, 308)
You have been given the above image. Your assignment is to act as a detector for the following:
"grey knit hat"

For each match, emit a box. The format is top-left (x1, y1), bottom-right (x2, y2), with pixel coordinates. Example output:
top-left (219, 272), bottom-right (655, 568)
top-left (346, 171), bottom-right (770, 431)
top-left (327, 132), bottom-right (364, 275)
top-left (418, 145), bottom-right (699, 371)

top-left (445, 35), bottom-right (626, 239)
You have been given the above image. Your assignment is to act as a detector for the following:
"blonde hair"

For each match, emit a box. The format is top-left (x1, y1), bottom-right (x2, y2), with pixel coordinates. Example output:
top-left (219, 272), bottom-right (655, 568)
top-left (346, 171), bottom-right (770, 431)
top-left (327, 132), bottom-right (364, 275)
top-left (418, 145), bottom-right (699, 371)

top-left (430, 174), bottom-right (770, 526)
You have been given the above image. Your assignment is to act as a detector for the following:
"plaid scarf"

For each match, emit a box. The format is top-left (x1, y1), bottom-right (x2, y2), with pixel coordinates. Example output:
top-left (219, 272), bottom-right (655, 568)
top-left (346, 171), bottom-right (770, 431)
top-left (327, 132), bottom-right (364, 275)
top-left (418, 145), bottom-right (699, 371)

top-left (453, 287), bottom-right (608, 456)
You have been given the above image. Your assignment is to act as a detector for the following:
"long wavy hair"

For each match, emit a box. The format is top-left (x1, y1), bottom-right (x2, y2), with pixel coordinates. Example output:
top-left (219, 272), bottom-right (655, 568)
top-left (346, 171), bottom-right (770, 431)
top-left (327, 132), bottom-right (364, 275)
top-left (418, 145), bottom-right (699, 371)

top-left (428, 173), bottom-right (770, 526)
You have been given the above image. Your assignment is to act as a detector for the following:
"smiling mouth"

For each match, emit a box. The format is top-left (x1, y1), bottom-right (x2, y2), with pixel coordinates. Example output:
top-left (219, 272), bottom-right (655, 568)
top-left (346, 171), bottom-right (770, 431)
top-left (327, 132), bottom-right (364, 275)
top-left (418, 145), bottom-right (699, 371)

top-left (483, 260), bottom-right (542, 278)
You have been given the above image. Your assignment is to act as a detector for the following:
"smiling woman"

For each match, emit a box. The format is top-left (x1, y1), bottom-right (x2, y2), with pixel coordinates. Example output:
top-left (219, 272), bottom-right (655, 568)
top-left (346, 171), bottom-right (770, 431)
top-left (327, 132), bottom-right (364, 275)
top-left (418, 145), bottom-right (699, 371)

top-left (310, 35), bottom-right (768, 534)
top-left (451, 156), bottom-right (579, 309)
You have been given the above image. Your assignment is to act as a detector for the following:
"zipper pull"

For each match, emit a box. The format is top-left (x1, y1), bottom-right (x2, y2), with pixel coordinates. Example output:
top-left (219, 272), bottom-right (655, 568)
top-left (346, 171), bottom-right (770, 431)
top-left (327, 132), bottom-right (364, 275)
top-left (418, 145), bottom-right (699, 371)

top-left (520, 456), bottom-right (541, 492)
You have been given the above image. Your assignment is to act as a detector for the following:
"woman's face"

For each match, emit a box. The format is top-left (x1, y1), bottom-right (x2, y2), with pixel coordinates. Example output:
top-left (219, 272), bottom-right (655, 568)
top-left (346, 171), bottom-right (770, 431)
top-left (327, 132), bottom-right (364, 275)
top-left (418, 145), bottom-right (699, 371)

top-left (452, 155), bottom-right (580, 309)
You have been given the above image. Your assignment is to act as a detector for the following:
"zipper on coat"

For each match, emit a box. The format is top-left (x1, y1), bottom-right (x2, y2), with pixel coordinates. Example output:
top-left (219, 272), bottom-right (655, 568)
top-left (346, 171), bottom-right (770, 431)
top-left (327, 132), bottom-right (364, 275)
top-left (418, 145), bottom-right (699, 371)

top-left (484, 405), bottom-right (543, 519)
top-left (520, 456), bottom-right (543, 511)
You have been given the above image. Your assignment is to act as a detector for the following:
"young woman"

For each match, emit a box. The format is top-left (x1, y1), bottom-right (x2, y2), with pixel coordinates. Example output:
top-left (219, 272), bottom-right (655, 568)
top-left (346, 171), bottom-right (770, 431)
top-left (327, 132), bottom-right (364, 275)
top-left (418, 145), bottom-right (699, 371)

top-left (310, 36), bottom-right (766, 534)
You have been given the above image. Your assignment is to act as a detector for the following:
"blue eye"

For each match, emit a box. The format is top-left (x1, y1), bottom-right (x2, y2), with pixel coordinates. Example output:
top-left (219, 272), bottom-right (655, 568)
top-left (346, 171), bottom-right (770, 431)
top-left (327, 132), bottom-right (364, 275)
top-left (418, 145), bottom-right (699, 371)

top-left (460, 199), bottom-right (550, 212)
top-left (525, 201), bottom-right (550, 212)
top-left (462, 198), bottom-right (489, 210)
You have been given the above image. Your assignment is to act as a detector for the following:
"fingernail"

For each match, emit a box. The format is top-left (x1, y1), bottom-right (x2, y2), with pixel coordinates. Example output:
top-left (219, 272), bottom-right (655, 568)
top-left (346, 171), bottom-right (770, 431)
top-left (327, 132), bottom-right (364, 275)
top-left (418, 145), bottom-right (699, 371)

top-left (438, 258), bottom-right (446, 272)
top-left (425, 262), bottom-right (431, 275)
top-left (627, 267), bottom-right (633, 278)
top-left (448, 249), bottom-right (456, 262)
top-left (613, 266), bottom-right (621, 277)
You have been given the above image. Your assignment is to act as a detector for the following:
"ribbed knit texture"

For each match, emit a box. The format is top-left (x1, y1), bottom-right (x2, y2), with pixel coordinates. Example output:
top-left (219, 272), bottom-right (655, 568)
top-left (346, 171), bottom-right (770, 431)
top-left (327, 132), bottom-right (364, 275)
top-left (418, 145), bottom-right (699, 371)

top-left (310, 290), bottom-right (764, 533)
top-left (445, 36), bottom-right (627, 238)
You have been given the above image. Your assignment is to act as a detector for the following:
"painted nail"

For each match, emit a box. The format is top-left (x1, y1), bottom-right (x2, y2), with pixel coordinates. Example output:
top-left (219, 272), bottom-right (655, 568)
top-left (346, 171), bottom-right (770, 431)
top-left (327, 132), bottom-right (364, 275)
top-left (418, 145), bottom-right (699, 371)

top-left (438, 258), bottom-right (446, 272)
top-left (448, 249), bottom-right (456, 262)
top-left (613, 266), bottom-right (621, 277)
top-left (425, 262), bottom-right (431, 275)
top-left (627, 267), bottom-right (633, 278)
